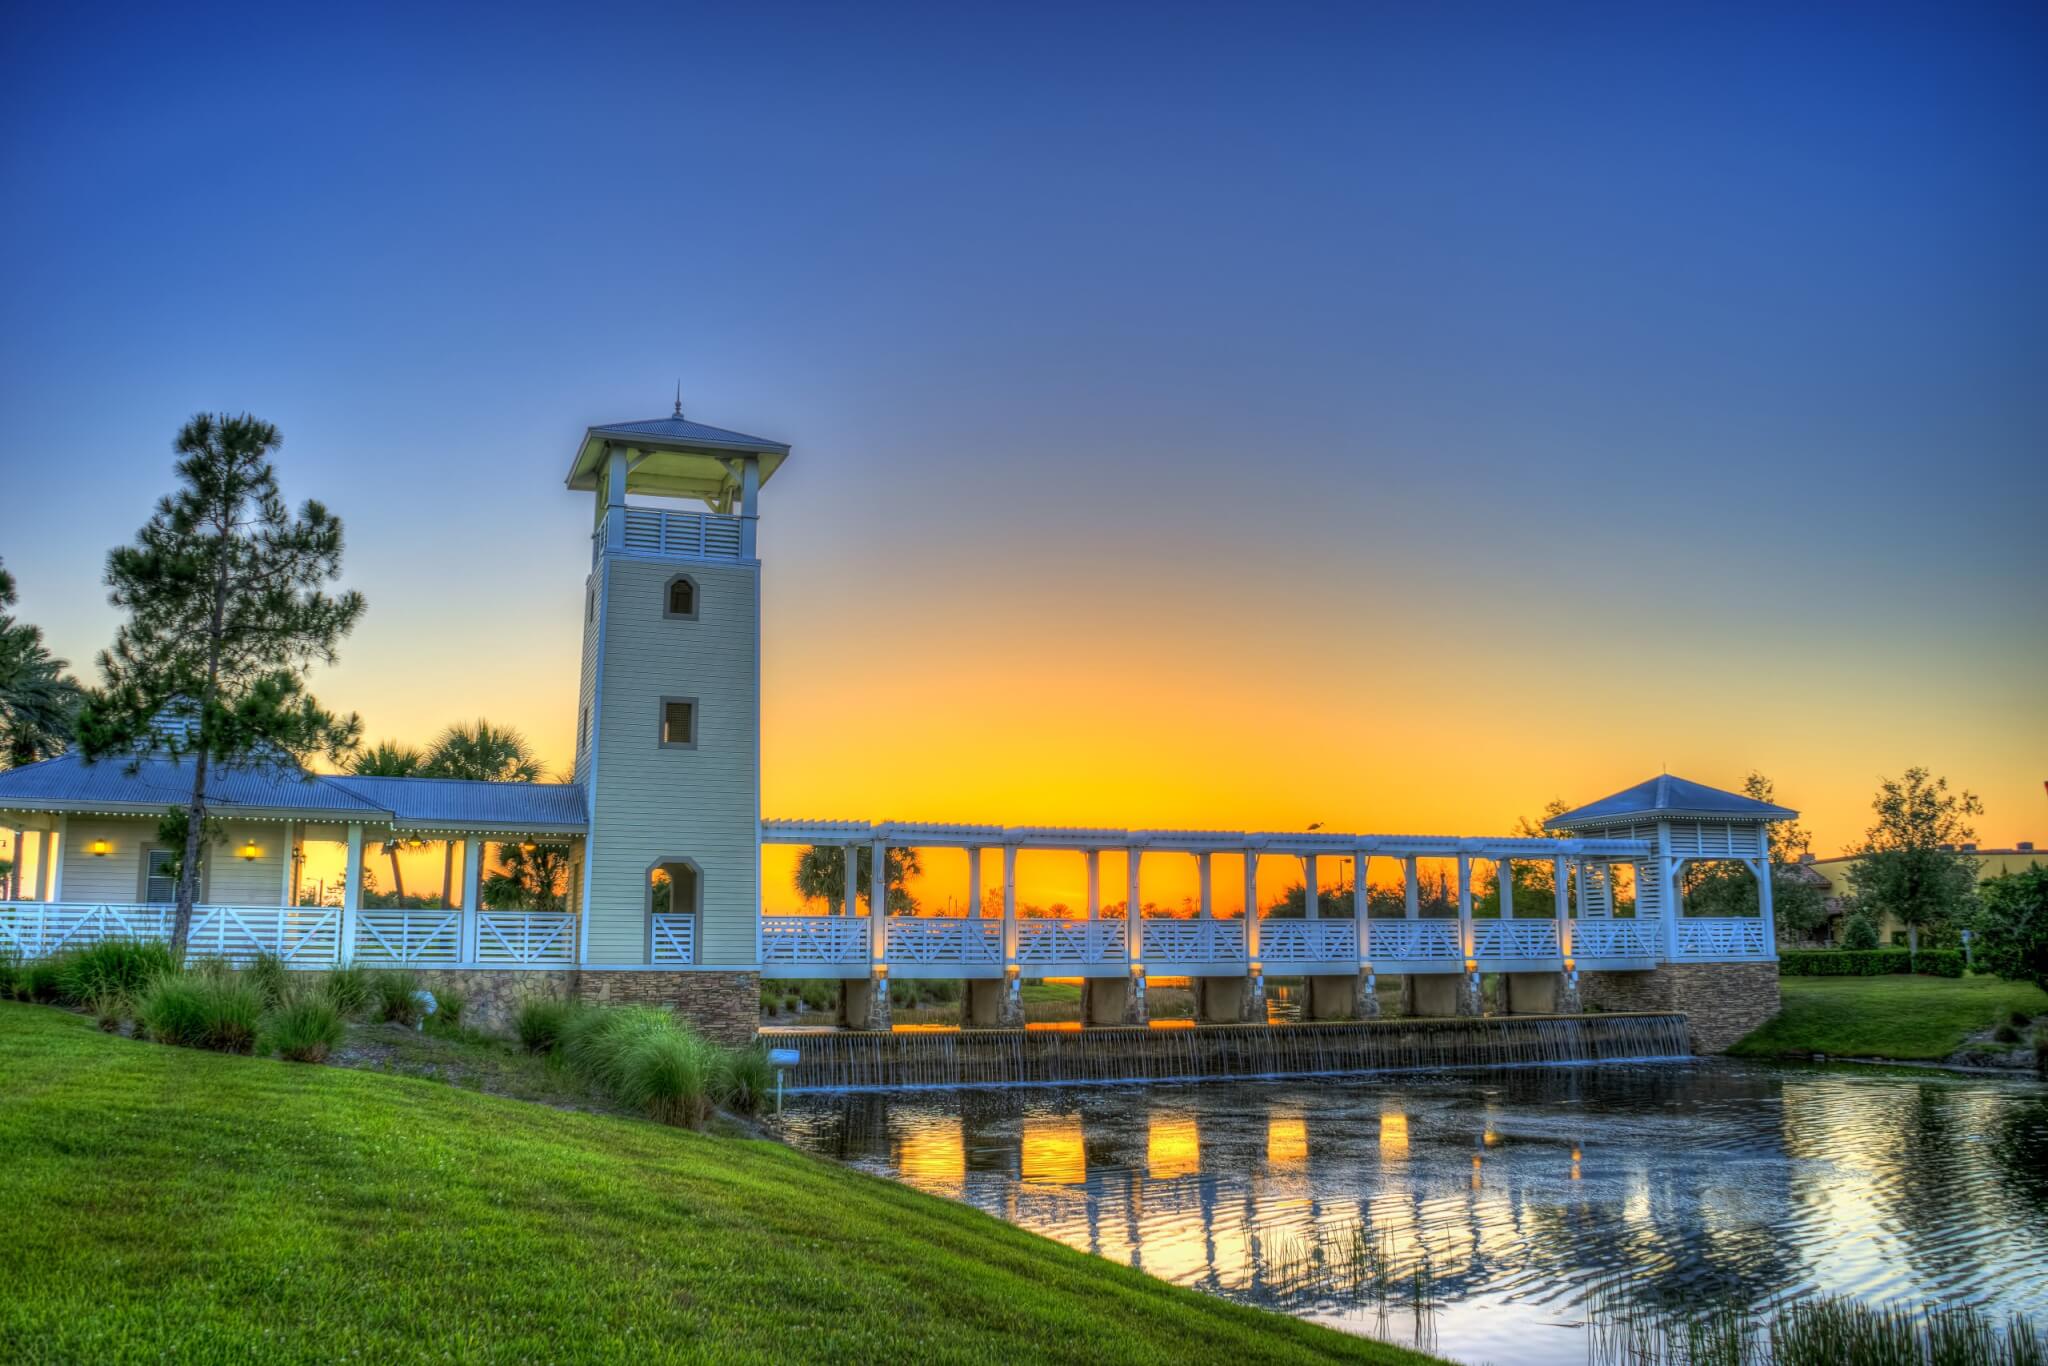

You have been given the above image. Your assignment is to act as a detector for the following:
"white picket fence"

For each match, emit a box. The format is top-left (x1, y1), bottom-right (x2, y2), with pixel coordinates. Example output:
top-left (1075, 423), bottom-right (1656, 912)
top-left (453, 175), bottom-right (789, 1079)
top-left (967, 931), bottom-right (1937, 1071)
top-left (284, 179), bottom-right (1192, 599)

top-left (1362, 919), bottom-right (1464, 963)
top-left (1016, 919), bottom-right (1126, 965)
top-left (1260, 919), bottom-right (1359, 964)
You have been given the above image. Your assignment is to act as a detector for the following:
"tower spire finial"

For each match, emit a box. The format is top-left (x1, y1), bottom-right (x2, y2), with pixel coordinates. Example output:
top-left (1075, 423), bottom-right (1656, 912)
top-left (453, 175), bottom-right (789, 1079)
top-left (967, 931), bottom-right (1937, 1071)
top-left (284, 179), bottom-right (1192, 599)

top-left (673, 381), bottom-right (683, 419)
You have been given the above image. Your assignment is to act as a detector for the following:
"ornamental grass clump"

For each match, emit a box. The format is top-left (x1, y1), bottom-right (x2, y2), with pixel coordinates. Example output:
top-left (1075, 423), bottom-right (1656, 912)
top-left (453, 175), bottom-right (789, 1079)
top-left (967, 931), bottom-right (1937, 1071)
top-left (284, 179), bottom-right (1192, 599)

top-left (719, 1046), bottom-right (775, 1116)
top-left (370, 968), bottom-right (425, 1026)
top-left (515, 996), bottom-right (577, 1053)
top-left (135, 972), bottom-right (262, 1053)
top-left (557, 1005), bottom-right (758, 1129)
top-left (431, 984), bottom-right (467, 1029)
top-left (320, 964), bottom-right (373, 1018)
top-left (613, 1029), bottom-right (719, 1129)
top-left (559, 1005), bottom-right (676, 1093)
top-left (263, 994), bottom-right (346, 1063)
top-left (241, 950), bottom-right (292, 1008)
top-left (58, 940), bottom-right (174, 1005)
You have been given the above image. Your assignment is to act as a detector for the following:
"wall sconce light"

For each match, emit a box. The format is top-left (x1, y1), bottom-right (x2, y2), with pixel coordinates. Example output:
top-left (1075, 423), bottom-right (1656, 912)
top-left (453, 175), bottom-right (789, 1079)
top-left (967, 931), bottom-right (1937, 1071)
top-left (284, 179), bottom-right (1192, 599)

top-left (872, 962), bottom-right (888, 980)
top-left (1464, 958), bottom-right (1478, 974)
top-left (88, 839), bottom-right (112, 858)
top-left (238, 840), bottom-right (262, 861)
top-left (1130, 961), bottom-right (1146, 978)
top-left (1248, 959), bottom-right (1262, 976)
top-left (1562, 957), bottom-right (1575, 974)
top-left (1004, 963), bottom-right (1020, 980)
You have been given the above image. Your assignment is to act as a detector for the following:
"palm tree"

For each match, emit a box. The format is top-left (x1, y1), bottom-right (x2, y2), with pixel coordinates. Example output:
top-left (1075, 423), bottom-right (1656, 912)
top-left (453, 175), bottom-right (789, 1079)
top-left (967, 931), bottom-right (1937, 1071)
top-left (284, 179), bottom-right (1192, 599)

top-left (424, 720), bottom-right (546, 904)
top-left (484, 840), bottom-right (569, 912)
top-left (350, 740), bottom-right (427, 900)
top-left (0, 559), bottom-right (83, 768)
top-left (793, 845), bottom-right (923, 915)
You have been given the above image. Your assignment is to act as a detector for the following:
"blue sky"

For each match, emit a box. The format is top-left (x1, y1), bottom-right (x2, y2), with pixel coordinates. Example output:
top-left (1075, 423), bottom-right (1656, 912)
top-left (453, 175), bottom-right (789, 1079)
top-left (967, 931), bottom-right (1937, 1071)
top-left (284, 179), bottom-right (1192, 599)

top-left (2, 1), bottom-right (2043, 848)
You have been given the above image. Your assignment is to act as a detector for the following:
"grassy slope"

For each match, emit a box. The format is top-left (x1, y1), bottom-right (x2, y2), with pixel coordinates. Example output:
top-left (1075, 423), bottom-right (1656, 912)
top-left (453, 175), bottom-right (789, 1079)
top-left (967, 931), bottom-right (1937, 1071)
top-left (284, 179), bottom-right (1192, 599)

top-left (0, 1005), bottom-right (1431, 1365)
top-left (1728, 974), bottom-right (2048, 1060)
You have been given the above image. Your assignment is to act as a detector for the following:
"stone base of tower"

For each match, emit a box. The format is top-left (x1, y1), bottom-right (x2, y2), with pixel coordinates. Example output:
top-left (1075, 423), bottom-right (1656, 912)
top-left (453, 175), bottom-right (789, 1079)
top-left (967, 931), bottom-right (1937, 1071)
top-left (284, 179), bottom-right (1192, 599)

top-left (407, 968), bottom-right (761, 1048)
top-left (1577, 962), bottom-right (1779, 1053)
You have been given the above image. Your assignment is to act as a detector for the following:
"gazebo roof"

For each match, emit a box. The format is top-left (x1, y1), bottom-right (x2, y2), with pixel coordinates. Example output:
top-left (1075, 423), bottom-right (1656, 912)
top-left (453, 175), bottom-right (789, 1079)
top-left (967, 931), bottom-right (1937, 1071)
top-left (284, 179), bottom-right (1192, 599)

top-left (564, 408), bottom-right (790, 504)
top-left (1543, 774), bottom-right (1797, 832)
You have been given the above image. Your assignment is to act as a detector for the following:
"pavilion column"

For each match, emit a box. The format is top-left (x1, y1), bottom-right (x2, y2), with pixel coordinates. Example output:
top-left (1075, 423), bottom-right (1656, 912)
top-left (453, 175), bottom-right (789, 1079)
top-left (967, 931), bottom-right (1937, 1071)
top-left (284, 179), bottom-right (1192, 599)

top-left (1125, 847), bottom-right (1147, 1023)
top-left (967, 846), bottom-right (982, 919)
top-left (869, 839), bottom-right (888, 968)
top-left (1000, 845), bottom-right (1019, 964)
top-left (1303, 853), bottom-right (1319, 919)
top-left (1656, 824), bottom-right (1681, 962)
top-left (339, 822), bottom-right (364, 965)
top-left (461, 837), bottom-right (484, 961)
top-left (8, 826), bottom-right (20, 898)
top-left (1754, 855), bottom-right (1777, 957)
top-left (842, 843), bottom-right (858, 918)
top-left (1403, 856), bottom-right (1420, 919)
top-left (1086, 848), bottom-right (1101, 957)
top-left (278, 821), bottom-right (295, 906)
top-left (35, 829), bottom-right (53, 901)
top-left (1457, 853), bottom-right (1473, 956)
top-left (1499, 859), bottom-right (1514, 918)
top-left (1554, 854), bottom-right (1571, 955)
top-left (1242, 852), bottom-right (1260, 960)
top-left (739, 456), bottom-right (760, 560)
top-left (1198, 852), bottom-right (1212, 918)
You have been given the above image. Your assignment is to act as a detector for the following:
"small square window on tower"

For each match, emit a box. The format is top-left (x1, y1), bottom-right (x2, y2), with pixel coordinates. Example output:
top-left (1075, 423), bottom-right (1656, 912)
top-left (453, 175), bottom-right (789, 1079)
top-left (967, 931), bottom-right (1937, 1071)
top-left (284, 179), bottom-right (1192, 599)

top-left (664, 574), bottom-right (698, 619)
top-left (660, 698), bottom-right (697, 749)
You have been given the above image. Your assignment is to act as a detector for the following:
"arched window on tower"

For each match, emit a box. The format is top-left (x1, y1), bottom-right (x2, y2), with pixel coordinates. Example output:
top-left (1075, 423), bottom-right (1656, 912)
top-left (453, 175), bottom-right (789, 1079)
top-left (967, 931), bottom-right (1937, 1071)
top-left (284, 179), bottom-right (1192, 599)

top-left (663, 574), bottom-right (698, 620)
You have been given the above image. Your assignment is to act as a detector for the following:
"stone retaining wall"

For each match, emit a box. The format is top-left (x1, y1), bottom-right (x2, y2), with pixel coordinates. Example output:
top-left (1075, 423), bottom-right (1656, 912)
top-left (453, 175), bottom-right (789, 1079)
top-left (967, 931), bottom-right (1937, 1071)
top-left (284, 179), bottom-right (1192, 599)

top-left (386, 968), bottom-right (761, 1048)
top-left (1578, 962), bottom-right (1780, 1053)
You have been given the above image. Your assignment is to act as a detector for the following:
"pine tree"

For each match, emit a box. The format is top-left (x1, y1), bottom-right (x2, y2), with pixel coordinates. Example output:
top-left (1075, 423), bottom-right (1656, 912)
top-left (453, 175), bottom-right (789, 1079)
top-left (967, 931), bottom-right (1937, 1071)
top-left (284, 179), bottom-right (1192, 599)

top-left (78, 414), bottom-right (364, 955)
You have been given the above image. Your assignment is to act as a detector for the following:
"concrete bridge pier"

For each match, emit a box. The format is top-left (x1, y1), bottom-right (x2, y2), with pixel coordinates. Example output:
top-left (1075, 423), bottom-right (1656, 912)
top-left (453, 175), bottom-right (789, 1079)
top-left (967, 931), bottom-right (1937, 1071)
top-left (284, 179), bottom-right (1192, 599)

top-left (1079, 976), bottom-right (1128, 1026)
top-left (1305, 973), bottom-right (1367, 1020)
top-left (1502, 971), bottom-right (1561, 1014)
top-left (838, 974), bottom-right (892, 1031)
top-left (965, 977), bottom-right (1025, 1028)
top-left (1239, 971), bottom-right (1266, 1023)
top-left (1402, 973), bottom-right (1462, 1017)
top-left (1192, 975), bottom-right (1247, 1024)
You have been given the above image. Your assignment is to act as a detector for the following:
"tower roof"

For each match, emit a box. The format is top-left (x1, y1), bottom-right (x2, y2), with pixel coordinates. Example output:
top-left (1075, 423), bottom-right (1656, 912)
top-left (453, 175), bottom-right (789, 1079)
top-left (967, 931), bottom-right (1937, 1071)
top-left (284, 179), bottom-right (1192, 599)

top-left (565, 411), bottom-right (790, 504)
top-left (1543, 774), bottom-right (1797, 832)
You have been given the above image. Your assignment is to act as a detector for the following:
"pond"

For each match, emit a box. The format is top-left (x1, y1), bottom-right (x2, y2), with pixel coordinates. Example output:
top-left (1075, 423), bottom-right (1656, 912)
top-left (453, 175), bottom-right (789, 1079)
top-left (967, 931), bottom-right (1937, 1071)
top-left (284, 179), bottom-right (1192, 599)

top-left (776, 1061), bottom-right (2048, 1364)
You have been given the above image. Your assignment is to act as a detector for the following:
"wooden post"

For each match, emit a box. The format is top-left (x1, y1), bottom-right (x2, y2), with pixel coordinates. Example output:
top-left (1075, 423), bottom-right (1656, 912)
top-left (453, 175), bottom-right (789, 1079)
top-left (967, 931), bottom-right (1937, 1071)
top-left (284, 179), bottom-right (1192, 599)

top-left (1554, 854), bottom-right (1571, 958)
top-left (739, 455), bottom-right (761, 559)
top-left (1755, 853), bottom-right (1777, 956)
top-left (1001, 844), bottom-right (1020, 967)
top-left (1499, 857), bottom-right (1514, 919)
top-left (604, 447), bottom-right (627, 553)
top-left (1127, 848), bottom-right (1143, 969)
top-left (49, 817), bottom-right (66, 902)
top-left (1086, 849), bottom-right (1100, 920)
top-left (1198, 852), bottom-right (1212, 918)
top-left (967, 846), bottom-right (983, 918)
top-left (278, 820), bottom-right (295, 907)
top-left (843, 843), bottom-right (858, 918)
top-left (1404, 856), bottom-right (1420, 919)
top-left (1457, 852), bottom-right (1473, 960)
top-left (1304, 853), bottom-right (1319, 920)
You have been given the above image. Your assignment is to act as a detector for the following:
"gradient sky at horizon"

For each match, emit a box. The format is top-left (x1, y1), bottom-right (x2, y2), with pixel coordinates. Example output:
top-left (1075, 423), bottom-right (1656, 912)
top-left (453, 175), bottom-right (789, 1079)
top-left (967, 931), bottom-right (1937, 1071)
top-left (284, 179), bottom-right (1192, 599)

top-left (2, 0), bottom-right (2043, 878)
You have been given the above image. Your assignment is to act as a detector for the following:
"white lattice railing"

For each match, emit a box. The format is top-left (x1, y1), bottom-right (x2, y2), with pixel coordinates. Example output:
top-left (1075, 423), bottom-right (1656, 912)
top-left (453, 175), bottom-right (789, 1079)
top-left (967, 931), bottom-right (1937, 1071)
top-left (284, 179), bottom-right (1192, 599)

top-left (1573, 918), bottom-right (1660, 960)
top-left (760, 914), bottom-right (868, 965)
top-left (1675, 917), bottom-right (1770, 960)
top-left (648, 913), bottom-right (696, 965)
top-left (1473, 919), bottom-right (1561, 960)
top-left (0, 902), bottom-right (345, 964)
top-left (1140, 918), bottom-right (1247, 964)
top-left (886, 917), bottom-right (1002, 965)
top-left (1362, 919), bottom-right (1464, 962)
top-left (1259, 919), bottom-right (1359, 963)
top-left (353, 909), bottom-right (461, 965)
top-left (617, 508), bottom-right (744, 561)
top-left (1016, 919), bottom-right (1127, 965)
top-left (477, 912), bottom-right (577, 965)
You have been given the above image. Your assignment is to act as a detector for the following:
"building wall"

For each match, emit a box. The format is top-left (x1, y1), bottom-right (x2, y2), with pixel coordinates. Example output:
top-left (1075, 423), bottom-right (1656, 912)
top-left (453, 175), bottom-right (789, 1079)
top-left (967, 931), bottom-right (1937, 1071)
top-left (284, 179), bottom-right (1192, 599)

top-left (55, 815), bottom-right (293, 904)
top-left (583, 554), bottom-right (760, 966)
top-left (1809, 848), bottom-right (2045, 941)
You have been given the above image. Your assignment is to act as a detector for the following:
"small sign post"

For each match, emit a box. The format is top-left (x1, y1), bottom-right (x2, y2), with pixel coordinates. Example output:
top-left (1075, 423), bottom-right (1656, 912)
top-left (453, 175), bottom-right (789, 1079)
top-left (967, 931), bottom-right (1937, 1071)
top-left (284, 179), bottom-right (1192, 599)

top-left (767, 1047), bottom-right (800, 1112)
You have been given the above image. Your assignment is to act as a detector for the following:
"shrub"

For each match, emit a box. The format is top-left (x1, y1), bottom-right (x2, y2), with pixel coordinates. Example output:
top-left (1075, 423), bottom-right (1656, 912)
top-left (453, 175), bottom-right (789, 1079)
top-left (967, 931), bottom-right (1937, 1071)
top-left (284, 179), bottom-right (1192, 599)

top-left (135, 973), bottom-right (263, 1053)
top-left (2011, 1010), bottom-right (2034, 1028)
top-left (264, 995), bottom-right (346, 1063)
top-left (0, 948), bottom-right (17, 998)
top-left (59, 940), bottom-right (176, 1004)
top-left (370, 968), bottom-right (425, 1026)
top-left (612, 1028), bottom-right (718, 1128)
top-left (1779, 949), bottom-right (1913, 977)
top-left (241, 951), bottom-right (292, 1008)
top-left (515, 997), bottom-right (577, 1053)
top-left (1916, 947), bottom-right (1965, 979)
top-left (320, 964), bottom-right (373, 1018)
top-left (1993, 1024), bottom-right (2022, 1044)
top-left (1841, 913), bottom-right (1881, 951)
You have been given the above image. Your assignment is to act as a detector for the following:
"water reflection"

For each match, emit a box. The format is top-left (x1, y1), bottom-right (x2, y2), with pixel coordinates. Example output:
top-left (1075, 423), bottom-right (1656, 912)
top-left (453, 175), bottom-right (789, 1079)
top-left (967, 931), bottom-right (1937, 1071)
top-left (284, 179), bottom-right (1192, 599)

top-left (778, 1063), bottom-right (2048, 1365)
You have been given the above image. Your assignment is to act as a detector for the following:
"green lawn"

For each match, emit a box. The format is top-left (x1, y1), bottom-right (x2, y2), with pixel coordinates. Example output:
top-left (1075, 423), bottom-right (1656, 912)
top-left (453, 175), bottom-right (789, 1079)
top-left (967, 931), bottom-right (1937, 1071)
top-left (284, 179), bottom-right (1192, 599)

top-left (1728, 973), bottom-right (2048, 1060)
top-left (0, 1004), bottom-right (1431, 1364)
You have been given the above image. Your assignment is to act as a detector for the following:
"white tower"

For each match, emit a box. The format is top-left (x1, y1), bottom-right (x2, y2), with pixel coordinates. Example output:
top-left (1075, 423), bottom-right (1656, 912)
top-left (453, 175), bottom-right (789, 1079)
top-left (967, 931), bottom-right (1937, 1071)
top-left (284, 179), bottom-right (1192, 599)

top-left (564, 404), bottom-right (788, 977)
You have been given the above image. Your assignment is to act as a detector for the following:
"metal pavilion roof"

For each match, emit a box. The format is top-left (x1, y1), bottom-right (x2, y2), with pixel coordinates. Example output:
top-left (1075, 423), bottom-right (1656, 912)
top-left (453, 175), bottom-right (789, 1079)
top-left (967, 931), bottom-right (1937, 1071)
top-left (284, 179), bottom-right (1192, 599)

top-left (1543, 775), bottom-right (1797, 832)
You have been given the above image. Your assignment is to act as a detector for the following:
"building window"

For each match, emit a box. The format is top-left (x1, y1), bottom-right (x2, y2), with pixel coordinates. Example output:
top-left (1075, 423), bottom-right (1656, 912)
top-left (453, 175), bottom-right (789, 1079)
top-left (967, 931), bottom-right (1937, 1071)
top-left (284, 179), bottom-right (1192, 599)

top-left (579, 706), bottom-right (589, 750)
top-left (586, 584), bottom-right (595, 622)
top-left (663, 574), bottom-right (698, 620)
top-left (659, 697), bottom-right (697, 749)
top-left (144, 849), bottom-right (178, 903)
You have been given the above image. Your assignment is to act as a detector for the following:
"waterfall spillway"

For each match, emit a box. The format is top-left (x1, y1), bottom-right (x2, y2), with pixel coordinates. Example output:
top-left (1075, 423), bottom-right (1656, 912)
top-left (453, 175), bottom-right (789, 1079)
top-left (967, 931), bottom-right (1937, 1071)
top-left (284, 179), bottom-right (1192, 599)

top-left (764, 1013), bottom-right (1692, 1092)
